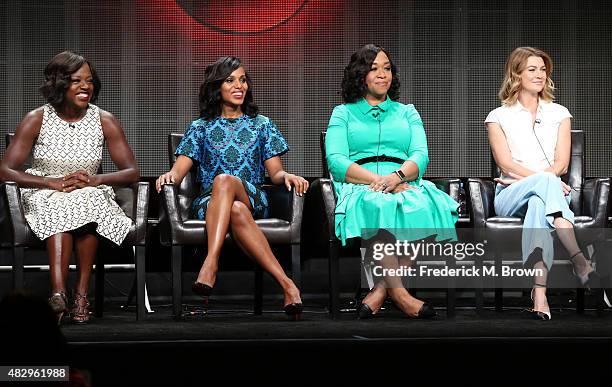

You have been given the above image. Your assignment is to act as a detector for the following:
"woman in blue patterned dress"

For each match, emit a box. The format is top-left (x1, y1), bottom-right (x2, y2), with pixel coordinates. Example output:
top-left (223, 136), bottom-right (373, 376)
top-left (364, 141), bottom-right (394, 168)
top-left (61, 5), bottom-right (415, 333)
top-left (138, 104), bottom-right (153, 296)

top-left (156, 57), bottom-right (308, 318)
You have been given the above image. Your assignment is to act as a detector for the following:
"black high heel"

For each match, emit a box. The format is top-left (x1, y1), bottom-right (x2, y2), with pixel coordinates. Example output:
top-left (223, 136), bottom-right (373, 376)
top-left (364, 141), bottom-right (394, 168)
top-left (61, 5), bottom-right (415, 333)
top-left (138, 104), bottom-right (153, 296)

top-left (357, 286), bottom-right (387, 319)
top-left (524, 284), bottom-right (551, 321)
top-left (191, 281), bottom-right (213, 296)
top-left (192, 282), bottom-right (214, 305)
top-left (357, 302), bottom-right (374, 319)
top-left (283, 303), bottom-right (303, 321)
top-left (525, 309), bottom-right (551, 321)
top-left (410, 302), bottom-right (437, 319)
top-left (569, 250), bottom-right (601, 289)
top-left (389, 300), bottom-right (437, 319)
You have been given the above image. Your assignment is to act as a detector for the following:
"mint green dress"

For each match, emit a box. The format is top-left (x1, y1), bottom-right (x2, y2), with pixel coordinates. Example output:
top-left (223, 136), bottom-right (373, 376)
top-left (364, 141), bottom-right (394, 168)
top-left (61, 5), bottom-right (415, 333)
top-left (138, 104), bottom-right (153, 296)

top-left (325, 97), bottom-right (459, 245)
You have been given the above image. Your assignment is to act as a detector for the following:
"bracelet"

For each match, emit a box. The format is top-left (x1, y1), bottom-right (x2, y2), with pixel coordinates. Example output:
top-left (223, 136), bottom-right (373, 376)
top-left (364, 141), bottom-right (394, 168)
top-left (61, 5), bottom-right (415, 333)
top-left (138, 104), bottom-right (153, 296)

top-left (393, 169), bottom-right (406, 182)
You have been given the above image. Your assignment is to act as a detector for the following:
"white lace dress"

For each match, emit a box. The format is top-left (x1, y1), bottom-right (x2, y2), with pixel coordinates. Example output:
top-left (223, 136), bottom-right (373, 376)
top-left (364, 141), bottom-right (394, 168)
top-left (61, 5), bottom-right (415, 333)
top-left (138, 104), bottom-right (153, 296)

top-left (20, 104), bottom-right (132, 245)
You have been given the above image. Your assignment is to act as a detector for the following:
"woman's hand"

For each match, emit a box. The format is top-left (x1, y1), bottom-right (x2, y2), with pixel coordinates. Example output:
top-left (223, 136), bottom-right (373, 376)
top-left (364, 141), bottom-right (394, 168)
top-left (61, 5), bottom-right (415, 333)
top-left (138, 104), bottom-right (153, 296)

top-left (283, 173), bottom-right (309, 196)
top-left (156, 171), bottom-right (178, 193)
top-left (493, 177), bottom-right (517, 186)
top-left (494, 171), bottom-right (523, 187)
top-left (44, 177), bottom-right (65, 192)
top-left (58, 170), bottom-right (101, 192)
top-left (560, 180), bottom-right (572, 196)
top-left (369, 173), bottom-right (403, 193)
top-left (390, 182), bottom-right (416, 194)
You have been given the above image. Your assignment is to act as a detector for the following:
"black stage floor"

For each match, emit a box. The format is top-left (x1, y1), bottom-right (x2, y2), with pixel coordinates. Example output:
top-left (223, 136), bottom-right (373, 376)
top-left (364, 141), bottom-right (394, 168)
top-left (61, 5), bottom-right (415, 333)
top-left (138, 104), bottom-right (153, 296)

top-left (49, 297), bottom-right (612, 386)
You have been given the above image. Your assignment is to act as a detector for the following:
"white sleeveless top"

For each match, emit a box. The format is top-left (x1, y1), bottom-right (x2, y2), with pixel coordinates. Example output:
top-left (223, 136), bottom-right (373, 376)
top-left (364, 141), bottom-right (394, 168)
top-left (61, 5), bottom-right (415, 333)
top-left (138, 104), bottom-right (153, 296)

top-left (20, 104), bottom-right (132, 245)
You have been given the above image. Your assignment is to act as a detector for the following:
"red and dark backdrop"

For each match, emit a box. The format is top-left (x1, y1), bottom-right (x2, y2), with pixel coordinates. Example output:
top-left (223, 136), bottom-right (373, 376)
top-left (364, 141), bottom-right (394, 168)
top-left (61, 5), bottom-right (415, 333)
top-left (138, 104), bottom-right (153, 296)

top-left (1, 0), bottom-right (611, 178)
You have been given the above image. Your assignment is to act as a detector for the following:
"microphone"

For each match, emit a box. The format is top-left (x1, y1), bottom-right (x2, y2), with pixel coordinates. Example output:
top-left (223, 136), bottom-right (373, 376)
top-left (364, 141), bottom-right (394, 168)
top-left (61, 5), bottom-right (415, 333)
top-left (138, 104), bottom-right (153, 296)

top-left (372, 111), bottom-right (380, 119)
top-left (534, 119), bottom-right (541, 124)
top-left (69, 123), bottom-right (75, 128)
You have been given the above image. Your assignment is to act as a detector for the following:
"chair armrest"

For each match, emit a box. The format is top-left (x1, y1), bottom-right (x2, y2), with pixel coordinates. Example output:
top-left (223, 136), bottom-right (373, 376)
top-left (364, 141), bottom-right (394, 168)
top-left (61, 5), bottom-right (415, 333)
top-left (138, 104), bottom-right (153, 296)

top-left (1, 181), bottom-right (32, 245)
top-left (467, 178), bottom-right (496, 228)
top-left (262, 184), bottom-right (304, 243)
top-left (159, 184), bottom-right (183, 245)
top-left (114, 182), bottom-right (149, 245)
top-left (310, 178), bottom-right (337, 243)
top-left (428, 178), bottom-right (461, 202)
top-left (582, 177), bottom-right (610, 226)
top-left (0, 182), bottom-right (15, 245)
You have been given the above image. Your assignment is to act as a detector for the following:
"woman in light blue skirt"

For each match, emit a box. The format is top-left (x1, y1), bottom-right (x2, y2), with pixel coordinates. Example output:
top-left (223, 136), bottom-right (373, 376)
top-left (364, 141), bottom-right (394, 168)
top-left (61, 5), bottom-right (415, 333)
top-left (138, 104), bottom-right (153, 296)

top-left (485, 47), bottom-right (598, 321)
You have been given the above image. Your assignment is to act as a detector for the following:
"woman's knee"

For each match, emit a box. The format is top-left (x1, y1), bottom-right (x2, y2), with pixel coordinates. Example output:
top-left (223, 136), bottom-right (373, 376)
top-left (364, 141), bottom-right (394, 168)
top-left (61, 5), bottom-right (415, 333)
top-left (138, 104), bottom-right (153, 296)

top-left (527, 195), bottom-right (545, 208)
top-left (212, 174), bottom-right (239, 191)
top-left (230, 201), bottom-right (252, 225)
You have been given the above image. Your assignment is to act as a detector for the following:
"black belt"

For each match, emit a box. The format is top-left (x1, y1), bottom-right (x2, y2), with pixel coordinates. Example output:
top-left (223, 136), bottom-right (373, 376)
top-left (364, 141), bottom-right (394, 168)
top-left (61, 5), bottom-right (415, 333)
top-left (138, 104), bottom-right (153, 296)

top-left (355, 155), bottom-right (404, 165)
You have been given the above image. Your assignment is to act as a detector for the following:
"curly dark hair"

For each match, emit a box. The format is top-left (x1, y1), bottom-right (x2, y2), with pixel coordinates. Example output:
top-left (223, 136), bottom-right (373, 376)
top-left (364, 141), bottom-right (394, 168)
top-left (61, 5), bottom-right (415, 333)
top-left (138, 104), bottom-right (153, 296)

top-left (199, 56), bottom-right (258, 120)
top-left (39, 51), bottom-right (101, 106)
top-left (341, 44), bottom-right (400, 103)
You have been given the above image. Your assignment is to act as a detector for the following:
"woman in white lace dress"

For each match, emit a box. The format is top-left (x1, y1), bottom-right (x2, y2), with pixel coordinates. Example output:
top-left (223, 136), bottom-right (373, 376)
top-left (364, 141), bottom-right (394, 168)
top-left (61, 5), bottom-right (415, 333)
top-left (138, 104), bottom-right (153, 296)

top-left (0, 51), bottom-right (139, 324)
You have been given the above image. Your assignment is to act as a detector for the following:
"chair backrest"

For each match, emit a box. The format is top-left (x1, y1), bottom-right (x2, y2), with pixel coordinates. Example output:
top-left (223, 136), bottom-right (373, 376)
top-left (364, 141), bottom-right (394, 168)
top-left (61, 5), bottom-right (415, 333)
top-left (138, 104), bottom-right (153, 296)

top-left (492, 129), bottom-right (584, 213)
top-left (320, 131), bottom-right (331, 179)
top-left (0, 135), bottom-right (20, 246)
top-left (6, 133), bottom-right (103, 174)
top-left (168, 133), bottom-right (198, 220)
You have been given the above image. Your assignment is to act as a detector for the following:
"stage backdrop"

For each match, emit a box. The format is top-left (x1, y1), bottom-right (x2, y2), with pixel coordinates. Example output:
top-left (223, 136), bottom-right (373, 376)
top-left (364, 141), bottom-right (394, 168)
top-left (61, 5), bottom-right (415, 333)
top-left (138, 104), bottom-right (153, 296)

top-left (1, 0), bottom-right (610, 178)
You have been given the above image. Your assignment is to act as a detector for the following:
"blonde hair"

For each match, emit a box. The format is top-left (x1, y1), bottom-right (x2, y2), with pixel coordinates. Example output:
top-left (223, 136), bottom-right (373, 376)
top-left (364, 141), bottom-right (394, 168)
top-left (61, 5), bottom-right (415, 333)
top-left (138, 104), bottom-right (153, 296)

top-left (498, 47), bottom-right (555, 105)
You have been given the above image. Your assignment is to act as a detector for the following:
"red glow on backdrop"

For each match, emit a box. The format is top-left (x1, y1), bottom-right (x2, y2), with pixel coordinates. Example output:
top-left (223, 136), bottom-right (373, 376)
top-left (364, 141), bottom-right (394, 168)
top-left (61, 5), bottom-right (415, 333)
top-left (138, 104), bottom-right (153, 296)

top-left (134, 0), bottom-right (344, 59)
top-left (175, 0), bottom-right (308, 35)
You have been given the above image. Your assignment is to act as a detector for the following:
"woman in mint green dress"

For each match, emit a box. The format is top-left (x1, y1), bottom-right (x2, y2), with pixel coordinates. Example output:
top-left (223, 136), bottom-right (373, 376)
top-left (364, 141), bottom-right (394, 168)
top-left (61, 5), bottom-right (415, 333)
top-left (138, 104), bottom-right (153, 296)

top-left (326, 44), bottom-right (458, 319)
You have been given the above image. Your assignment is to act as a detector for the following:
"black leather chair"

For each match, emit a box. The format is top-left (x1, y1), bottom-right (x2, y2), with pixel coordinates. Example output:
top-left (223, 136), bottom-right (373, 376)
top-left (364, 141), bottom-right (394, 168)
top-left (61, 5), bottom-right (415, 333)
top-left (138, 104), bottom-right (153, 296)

top-left (0, 133), bottom-right (150, 320)
top-left (159, 133), bottom-right (304, 319)
top-left (467, 129), bottom-right (610, 313)
top-left (312, 131), bottom-right (463, 318)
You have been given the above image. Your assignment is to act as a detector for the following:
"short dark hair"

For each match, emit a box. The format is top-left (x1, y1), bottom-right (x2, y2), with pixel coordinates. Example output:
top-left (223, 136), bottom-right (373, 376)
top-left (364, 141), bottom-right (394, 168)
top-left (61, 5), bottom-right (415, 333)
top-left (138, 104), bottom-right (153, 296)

top-left (39, 51), bottom-right (101, 106)
top-left (199, 56), bottom-right (258, 120)
top-left (341, 44), bottom-right (400, 103)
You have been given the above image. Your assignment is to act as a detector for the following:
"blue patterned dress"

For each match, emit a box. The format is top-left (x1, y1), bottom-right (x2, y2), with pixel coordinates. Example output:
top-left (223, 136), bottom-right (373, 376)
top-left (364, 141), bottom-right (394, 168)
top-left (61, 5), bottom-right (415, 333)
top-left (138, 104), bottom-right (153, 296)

top-left (175, 114), bottom-right (289, 219)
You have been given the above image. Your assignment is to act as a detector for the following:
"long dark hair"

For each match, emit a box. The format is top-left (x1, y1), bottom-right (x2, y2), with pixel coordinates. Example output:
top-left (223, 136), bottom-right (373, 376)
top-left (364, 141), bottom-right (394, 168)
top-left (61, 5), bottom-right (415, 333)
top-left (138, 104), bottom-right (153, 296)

top-left (39, 50), bottom-right (101, 106)
top-left (198, 56), bottom-right (258, 120)
top-left (341, 44), bottom-right (400, 103)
